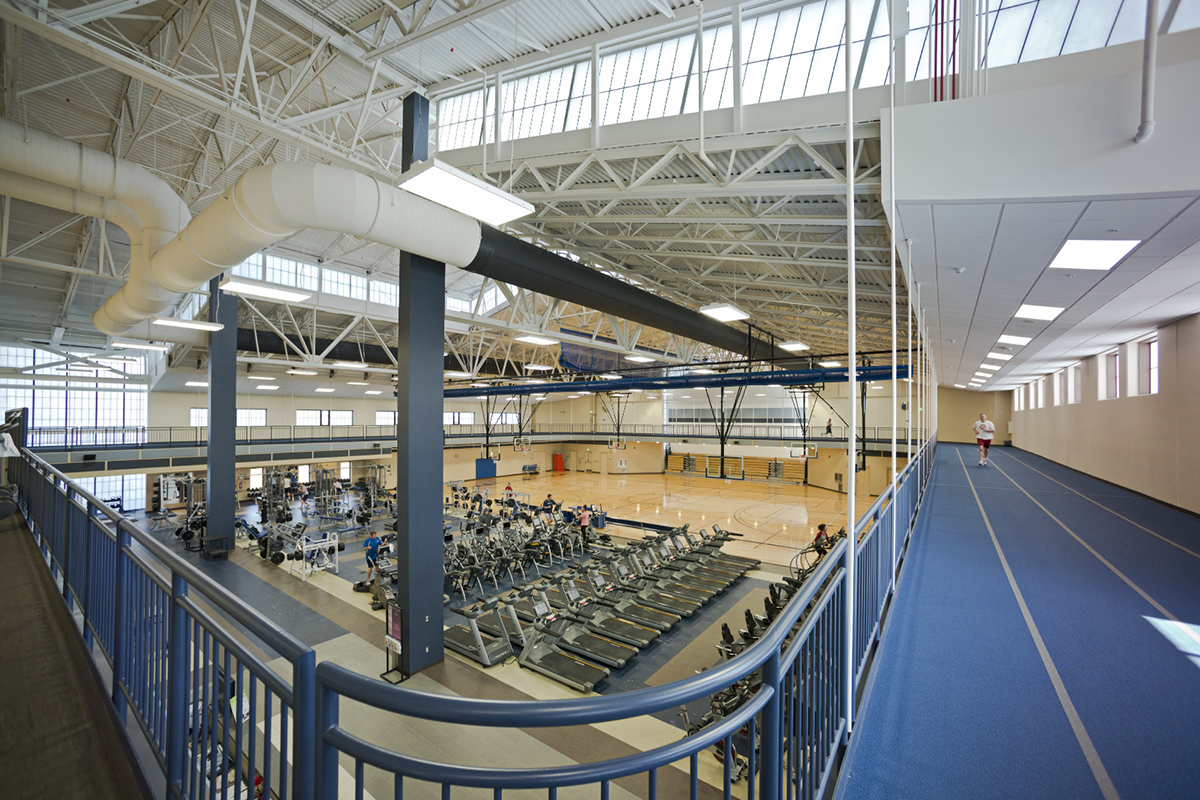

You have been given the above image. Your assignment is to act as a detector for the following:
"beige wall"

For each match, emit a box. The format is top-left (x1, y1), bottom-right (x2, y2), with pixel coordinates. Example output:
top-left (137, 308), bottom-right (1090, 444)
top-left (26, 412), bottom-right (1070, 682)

top-left (150, 391), bottom-right (398, 428)
top-left (938, 387), bottom-right (1013, 445)
top-left (445, 439), bottom-right (665, 483)
top-left (1009, 314), bottom-right (1200, 515)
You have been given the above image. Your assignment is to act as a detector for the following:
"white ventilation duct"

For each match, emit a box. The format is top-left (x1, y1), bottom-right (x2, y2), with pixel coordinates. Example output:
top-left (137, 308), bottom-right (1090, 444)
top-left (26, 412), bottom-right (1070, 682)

top-left (0, 118), bottom-right (191, 336)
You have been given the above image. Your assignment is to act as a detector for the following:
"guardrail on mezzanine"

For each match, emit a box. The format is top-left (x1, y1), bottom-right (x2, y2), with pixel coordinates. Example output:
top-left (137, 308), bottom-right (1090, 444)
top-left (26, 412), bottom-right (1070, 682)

top-left (9, 429), bottom-right (937, 800)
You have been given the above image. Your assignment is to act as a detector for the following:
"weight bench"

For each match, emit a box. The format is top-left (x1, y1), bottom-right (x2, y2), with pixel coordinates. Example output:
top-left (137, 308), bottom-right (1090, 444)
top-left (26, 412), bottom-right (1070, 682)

top-left (147, 509), bottom-right (177, 530)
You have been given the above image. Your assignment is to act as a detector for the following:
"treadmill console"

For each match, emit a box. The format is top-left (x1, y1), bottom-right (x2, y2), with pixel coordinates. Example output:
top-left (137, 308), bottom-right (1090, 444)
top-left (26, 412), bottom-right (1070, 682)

top-left (564, 583), bottom-right (585, 604)
top-left (657, 543), bottom-right (673, 561)
top-left (531, 598), bottom-right (554, 620)
top-left (589, 572), bottom-right (611, 592)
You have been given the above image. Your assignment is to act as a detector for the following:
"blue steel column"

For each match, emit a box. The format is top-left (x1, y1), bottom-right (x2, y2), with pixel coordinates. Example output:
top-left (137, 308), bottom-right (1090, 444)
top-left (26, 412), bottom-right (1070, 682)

top-left (396, 91), bottom-right (444, 674)
top-left (204, 276), bottom-right (238, 557)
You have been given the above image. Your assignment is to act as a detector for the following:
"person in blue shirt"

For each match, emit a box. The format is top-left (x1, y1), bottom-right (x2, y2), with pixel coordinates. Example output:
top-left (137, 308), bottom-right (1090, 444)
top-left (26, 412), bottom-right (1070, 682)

top-left (363, 530), bottom-right (382, 584)
top-left (541, 494), bottom-right (555, 512)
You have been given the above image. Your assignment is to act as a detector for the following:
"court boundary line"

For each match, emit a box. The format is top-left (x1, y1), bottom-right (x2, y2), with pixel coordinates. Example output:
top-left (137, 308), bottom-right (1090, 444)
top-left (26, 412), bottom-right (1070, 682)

top-left (996, 450), bottom-right (1200, 561)
top-left (955, 449), bottom-right (1121, 800)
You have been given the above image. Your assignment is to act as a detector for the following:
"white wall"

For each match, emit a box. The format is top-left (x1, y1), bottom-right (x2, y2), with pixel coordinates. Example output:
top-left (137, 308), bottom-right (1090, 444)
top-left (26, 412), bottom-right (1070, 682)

top-left (150, 391), bottom-right (398, 427)
top-left (1011, 313), bottom-right (1200, 514)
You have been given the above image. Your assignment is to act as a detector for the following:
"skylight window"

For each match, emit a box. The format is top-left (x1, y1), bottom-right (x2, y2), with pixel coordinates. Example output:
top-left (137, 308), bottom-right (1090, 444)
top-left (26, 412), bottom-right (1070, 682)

top-left (1047, 240), bottom-right (1140, 271)
top-left (1015, 304), bottom-right (1064, 321)
top-left (998, 335), bottom-right (1032, 346)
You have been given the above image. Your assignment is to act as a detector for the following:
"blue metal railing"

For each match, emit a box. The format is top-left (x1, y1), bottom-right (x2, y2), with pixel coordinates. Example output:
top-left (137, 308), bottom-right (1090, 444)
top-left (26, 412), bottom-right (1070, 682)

top-left (8, 431), bottom-right (937, 800)
top-left (12, 448), bottom-right (316, 800)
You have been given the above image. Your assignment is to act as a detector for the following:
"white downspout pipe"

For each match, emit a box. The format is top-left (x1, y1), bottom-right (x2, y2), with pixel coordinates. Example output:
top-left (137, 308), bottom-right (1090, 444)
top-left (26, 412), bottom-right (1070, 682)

top-left (1134, 0), bottom-right (1159, 143)
top-left (0, 118), bottom-right (191, 335)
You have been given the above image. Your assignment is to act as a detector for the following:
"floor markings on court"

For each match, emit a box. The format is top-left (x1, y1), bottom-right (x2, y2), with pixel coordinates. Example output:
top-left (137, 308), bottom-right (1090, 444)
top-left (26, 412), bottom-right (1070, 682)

top-left (995, 450), bottom-right (1200, 561)
top-left (955, 450), bottom-right (1122, 800)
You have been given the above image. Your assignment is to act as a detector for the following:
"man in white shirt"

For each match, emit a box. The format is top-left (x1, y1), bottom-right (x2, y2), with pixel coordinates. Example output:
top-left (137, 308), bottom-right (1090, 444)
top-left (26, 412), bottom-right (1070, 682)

top-left (972, 414), bottom-right (996, 466)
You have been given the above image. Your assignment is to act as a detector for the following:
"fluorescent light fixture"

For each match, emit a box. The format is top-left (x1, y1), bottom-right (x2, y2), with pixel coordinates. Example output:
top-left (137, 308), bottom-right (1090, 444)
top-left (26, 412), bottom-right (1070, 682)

top-left (1015, 304), bottom-right (1063, 321)
top-left (780, 341), bottom-right (810, 352)
top-left (625, 355), bottom-right (654, 363)
top-left (698, 303), bottom-right (749, 322)
top-left (218, 278), bottom-right (311, 303)
top-left (978, 364), bottom-right (1000, 371)
top-left (819, 361), bottom-right (841, 368)
top-left (1047, 239), bottom-right (1140, 271)
top-left (525, 364), bottom-right (554, 371)
top-left (974, 373), bottom-right (991, 378)
top-left (954, 384), bottom-right (966, 388)
top-left (998, 334), bottom-right (1032, 346)
top-left (768, 384), bottom-right (782, 388)
top-left (398, 158), bottom-right (534, 226)
top-left (152, 316), bottom-right (224, 332)
top-left (249, 375), bottom-right (276, 381)
top-left (567, 394), bottom-right (581, 399)
top-left (332, 361), bottom-right (368, 369)
top-left (599, 373), bottom-right (622, 380)
top-left (347, 381), bottom-right (370, 386)
top-left (185, 381), bottom-right (209, 388)
top-left (258, 384), bottom-right (279, 390)
top-left (315, 387), bottom-right (335, 393)
top-left (113, 340), bottom-right (169, 352)
top-left (987, 352), bottom-right (1014, 361)
top-left (681, 395), bottom-right (691, 398)
top-left (286, 369), bottom-right (318, 375)
top-left (756, 393), bottom-right (766, 397)
top-left (515, 334), bottom-right (558, 346)
top-left (526, 378), bottom-right (547, 384)
top-left (630, 388), bottom-right (643, 393)
top-left (689, 367), bottom-right (716, 375)
top-left (470, 382), bottom-right (490, 388)
top-left (365, 390), bottom-right (382, 395)
top-left (445, 371), bottom-right (471, 378)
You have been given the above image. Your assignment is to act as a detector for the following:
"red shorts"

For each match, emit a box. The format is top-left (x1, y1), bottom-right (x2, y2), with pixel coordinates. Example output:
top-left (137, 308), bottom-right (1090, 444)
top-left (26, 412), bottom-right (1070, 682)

top-left (976, 438), bottom-right (992, 449)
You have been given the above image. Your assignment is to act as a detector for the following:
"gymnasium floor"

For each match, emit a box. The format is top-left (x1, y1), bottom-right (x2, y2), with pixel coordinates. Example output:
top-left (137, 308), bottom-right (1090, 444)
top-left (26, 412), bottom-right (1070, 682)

top-left (134, 470), bottom-right (872, 799)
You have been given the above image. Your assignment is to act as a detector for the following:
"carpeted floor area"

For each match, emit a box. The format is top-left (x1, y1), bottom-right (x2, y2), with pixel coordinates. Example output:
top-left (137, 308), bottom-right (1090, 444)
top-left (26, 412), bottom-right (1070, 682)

top-left (836, 444), bottom-right (1200, 800)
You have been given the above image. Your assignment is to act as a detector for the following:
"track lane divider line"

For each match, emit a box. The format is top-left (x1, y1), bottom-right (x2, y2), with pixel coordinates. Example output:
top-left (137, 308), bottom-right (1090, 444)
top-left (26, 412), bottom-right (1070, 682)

top-left (996, 451), bottom-right (1200, 561)
top-left (955, 449), bottom-right (1121, 800)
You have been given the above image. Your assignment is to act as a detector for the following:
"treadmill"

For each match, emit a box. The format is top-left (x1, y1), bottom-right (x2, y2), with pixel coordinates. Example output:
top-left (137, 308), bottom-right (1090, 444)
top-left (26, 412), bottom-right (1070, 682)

top-left (646, 539), bottom-right (741, 586)
top-left (579, 568), bottom-right (681, 632)
top-left (696, 523), bottom-right (761, 569)
top-left (600, 558), bottom-right (700, 617)
top-left (628, 550), bottom-right (719, 602)
top-left (516, 596), bottom-right (610, 692)
top-left (668, 530), bottom-right (751, 575)
top-left (443, 598), bottom-right (513, 667)
top-left (556, 578), bottom-right (660, 648)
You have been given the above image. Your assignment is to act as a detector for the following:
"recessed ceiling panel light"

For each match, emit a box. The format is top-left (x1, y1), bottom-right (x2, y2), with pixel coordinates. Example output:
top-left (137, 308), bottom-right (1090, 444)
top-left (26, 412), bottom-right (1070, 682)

top-left (819, 361), bottom-right (841, 367)
top-left (978, 364), bottom-right (1000, 371)
top-left (365, 390), bottom-right (382, 395)
top-left (347, 381), bottom-right (370, 385)
top-left (780, 341), bottom-right (809, 351)
top-left (1015, 304), bottom-right (1063, 321)
top-left (185, 381), bottom-right (209, 387)
top-left (987, 352), bottom-right (1014, 361)
top-left (315, 387), bottom-right (335, 393)
top-left (625, 355), bottom-right (654, 363)
top-left (398, 158), bottom-right (534, 226)
top-left (250, 375), bottom-right (276, 380)
top-left (1047, 239), bottom-right (1140, 271)
top-left (286, 369), bottom-right (318, 375)
top-left (515, 335), bottom-right (558, 346)
top-left (567, 394), bottom-right (580, 399)
top-left (698, 303), bottom-right (749, 322)
top-left (258, 384), bottom-right (279, 390)
top-left (219, 278), bottom-right (311, 303)
top-left (332, 361), bottom-right (368, 369)
top-left (152, 316), bottom-right (225, 332)
top-left (954, 384), bottom-right (966, 388)
top-left (997, 334), bottom-right (1032, 346)
top-left (974, 372), bottom-right (991, 378)
top-left (113, 340), bottom-right (169, 352)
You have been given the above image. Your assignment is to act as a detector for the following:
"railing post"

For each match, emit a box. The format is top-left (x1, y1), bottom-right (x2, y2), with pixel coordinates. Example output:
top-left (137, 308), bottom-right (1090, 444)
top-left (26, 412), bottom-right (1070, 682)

top-left (294, 650), bottom-right (317, 800)
top-left (758, 651), bottom-right (783, 800)
top-left (111, 523), bottom-right (132, 724)
top-left (314, 680), bottom-right (340, 799)
top-left (166, 573), bottom-right (190, 795)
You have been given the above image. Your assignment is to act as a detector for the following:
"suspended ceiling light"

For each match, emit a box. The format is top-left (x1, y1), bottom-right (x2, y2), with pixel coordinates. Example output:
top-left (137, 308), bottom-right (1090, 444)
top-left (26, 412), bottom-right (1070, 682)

top-left (332, 360), bottom-right (368, 369)
top-left (315, 387), bottom-right (335, 393)
top-left (287, 369), bottom-right (319, 375)
top-left (625, 355), bottom-right (654, 363)
top-left (526, 364), bottom-right (554, 371)
top-left (445, 370), bottom-right (471, 378)
top-left (698, 302), bottom-right (749, 322)
top-left (218, 278), bottom-right (311, 303)
top-left (780, 341), bottom-right (809, 351)
top-left (185, 381), bottom-right (209, 388)
top-left (1047, 239), bottom-right (1140, 271)
top-left (997, 334), bottom-right (1032, 346)
top-left (250, 375), bottom-right (276, 380)
top-left (1014, 304), bottom-right (1063, 321)
top-left (152, 316), bottom-right (224, 332)
top-left (978, 364), bottom-right (1000, 372)
top-left (599, 373), bottom-right (622, 380)
top-left (515, 334), bottom-right (558, 346)
top-left (819, 361), bottom-right (841, 367)
top-left (258, 384), bottom-right (280, 390)
top-left (470, 382), bottom-right (490, 387)
top-left (954, 384), bottom-right (966, 388)
top-left (689, 367), bottom-right (716, 374)
top-left (113, 340), bottom-right (169, 352)
top-left (397, 158), bottom-right (534, 226)
top-left (987, 352), bottom-right (1014, 361)
top-left (347, 381), bottom-right (370, 385)
top-left (365, 390), bottom-right (383, 395)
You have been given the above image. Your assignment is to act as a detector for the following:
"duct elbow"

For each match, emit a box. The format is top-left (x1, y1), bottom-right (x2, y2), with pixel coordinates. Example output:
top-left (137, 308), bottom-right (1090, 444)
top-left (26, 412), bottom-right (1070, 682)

top-left (1134, 120), bottom-right (1155, 143)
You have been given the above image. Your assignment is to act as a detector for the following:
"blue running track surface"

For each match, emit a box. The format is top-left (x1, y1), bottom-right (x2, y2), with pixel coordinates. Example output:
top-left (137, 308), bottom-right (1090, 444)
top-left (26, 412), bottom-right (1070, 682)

top-left (837, 444), bottom-right (1200, 800)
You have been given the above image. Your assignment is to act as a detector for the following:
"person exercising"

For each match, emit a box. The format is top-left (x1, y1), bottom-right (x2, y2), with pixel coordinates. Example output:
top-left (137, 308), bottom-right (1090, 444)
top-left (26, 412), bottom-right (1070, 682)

top-left (973, 413), bottom-right (996, 466)
top-left (362, 530), bottom-right (382, 585)
top-left (542, 494), bottom-right (555, 512)
top-left (812, 523), bottom-right (830, 556)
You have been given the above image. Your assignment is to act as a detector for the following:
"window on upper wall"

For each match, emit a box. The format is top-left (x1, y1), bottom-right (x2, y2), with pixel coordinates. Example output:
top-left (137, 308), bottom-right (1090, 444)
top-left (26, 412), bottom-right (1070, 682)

top-left (237, 409), bottom-right (267, 427)
top-left (296, 409), bottom-right (321, 426)
top-left (1035, 377), bottom-right (1046, 409)
top-left (489, 412), bottom-right (519, 425)
top-left (297, 409), bottom-right (351, 426)
top-left (1051, 371), bottom-right (1064, 406)
top-left (1138, 338), bottom-right (1159, 395)
top-left (1013, 387), bottom-right (1024, 411)
top-left (375, 411), bottom-right (397, 426)
top-left (322, 268), bottom-right (367, 301)
top-left (249, 467), bottom-right (264, 490)
top-left (370, 280), bottom-right (399, 307)
top-left (233, 253), bottom-right (263, 280)
top-left (1102, 349), bottom-right (1120, 399)
top-left (446, 296), bottom-right (472, 314)
top-left (329, 410), bottom-right (353, 426)
top-left (190, 408), bottom-right (208, 427)
top-left (340, 461), bottom-right (351, 481)
top-left (264, 255), bottom-right (319, 291)
top-left (1068, 363), bottom-right (1083, 404)
top-left (443, 411), bottom-right (475, 425)
top-left (298, 464), bottom-right (310, 483)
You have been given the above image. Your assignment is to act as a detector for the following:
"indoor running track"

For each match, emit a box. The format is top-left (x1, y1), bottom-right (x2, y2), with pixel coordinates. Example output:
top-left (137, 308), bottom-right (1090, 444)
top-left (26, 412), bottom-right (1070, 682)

top-left (836, 444), bottom-right (1200, 800)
